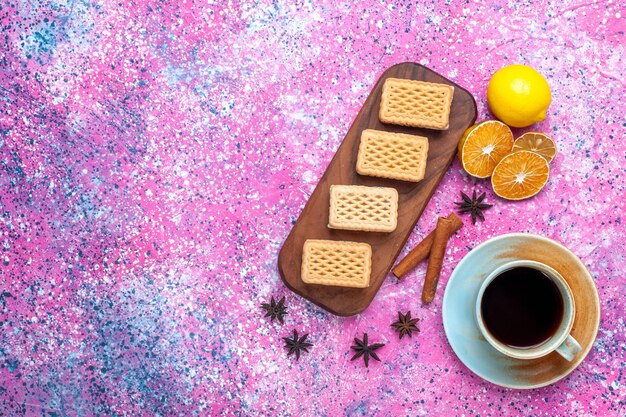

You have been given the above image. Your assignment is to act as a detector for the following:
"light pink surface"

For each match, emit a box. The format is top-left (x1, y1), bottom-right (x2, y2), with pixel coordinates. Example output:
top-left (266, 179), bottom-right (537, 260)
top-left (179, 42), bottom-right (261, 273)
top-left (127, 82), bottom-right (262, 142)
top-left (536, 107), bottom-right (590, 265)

top-left (0, 0), bottom-right (625, 415)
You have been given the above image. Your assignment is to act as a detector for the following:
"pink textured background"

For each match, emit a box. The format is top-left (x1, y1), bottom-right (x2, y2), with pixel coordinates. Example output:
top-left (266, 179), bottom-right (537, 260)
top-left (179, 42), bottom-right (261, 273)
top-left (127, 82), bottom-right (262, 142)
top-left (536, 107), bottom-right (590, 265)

top-left (1, 0), bottom-right (625, 415)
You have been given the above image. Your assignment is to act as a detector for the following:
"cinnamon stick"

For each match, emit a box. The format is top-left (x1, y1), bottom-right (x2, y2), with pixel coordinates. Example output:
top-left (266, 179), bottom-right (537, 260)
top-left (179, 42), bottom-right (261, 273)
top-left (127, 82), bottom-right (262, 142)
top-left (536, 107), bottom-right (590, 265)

top-left (392, 213), bottom-right (463, 279)
top-left (392, 233), bottom-right (435, 279)
top-left (422, 214), bottom-right (462, 303)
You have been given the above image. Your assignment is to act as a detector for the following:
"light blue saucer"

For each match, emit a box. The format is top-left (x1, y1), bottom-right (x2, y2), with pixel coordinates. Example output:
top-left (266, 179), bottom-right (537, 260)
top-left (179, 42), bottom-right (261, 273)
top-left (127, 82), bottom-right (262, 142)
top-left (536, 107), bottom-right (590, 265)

top-left (442, 233), bottom-right (600, 389)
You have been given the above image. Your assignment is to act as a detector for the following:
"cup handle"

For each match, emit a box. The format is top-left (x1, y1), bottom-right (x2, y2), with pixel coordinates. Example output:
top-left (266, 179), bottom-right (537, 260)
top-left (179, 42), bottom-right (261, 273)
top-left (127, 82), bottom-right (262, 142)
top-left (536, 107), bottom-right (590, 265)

top-left (555, 335), bottom-right (582, 361)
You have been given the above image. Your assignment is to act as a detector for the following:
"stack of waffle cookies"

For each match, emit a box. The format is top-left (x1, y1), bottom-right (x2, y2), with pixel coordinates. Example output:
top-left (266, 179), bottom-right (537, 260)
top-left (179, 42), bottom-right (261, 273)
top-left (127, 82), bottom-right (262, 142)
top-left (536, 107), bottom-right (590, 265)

top-left (301, 78), bottom-right (454, 288)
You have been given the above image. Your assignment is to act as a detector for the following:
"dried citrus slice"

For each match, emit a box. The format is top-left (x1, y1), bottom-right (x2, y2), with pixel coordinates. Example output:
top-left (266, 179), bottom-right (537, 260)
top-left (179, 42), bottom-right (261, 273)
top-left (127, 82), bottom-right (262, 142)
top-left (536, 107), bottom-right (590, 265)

top-left (512, 132), bottom-right (557, 163)
top-left (491, 151), bottom-right (550, 200)
top-left (458, 120), bottom-right (514, 178)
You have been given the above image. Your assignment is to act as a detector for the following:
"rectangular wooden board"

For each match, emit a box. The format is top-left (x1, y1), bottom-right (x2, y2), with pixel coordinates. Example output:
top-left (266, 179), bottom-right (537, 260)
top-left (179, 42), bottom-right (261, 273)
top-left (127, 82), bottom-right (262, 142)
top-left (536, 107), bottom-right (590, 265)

top-left (278, 62), bottom-right (477, 316)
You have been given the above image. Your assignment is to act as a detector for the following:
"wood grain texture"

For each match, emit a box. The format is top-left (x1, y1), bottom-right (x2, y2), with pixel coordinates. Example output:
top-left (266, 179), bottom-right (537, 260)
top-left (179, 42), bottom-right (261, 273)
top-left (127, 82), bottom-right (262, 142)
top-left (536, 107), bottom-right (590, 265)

top-left (278, 63), bottom-right (477, 316)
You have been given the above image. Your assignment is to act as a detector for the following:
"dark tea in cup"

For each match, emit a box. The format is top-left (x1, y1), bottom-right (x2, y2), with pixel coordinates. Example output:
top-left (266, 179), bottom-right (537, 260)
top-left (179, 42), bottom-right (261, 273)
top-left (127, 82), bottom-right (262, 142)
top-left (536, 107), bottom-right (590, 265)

top-left (480, 266), bottom-right (564, 348)
top-left (475, 258), bottom-right (581, 361)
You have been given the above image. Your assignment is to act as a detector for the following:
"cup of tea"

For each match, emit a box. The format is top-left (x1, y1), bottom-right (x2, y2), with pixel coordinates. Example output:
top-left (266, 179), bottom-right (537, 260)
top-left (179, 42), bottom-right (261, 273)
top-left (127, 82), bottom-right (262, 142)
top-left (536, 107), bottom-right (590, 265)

top-left (475, 260), bottom-right (581, 361)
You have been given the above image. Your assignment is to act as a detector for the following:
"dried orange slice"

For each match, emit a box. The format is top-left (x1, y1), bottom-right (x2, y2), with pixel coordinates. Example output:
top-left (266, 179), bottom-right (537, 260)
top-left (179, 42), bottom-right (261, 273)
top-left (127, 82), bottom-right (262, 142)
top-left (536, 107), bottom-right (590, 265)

top-left (512, 132), bottom-right (557, 163)
top-left (458, 120), bottom-right (514, 178)
top-left (491, 151), bottom-right (550, 200)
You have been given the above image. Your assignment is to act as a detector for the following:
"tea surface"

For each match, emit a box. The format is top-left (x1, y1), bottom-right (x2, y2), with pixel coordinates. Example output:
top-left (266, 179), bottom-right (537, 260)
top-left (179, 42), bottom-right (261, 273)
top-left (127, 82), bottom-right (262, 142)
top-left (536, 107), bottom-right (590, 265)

top-left (481, 267), bottom-right (564, 348)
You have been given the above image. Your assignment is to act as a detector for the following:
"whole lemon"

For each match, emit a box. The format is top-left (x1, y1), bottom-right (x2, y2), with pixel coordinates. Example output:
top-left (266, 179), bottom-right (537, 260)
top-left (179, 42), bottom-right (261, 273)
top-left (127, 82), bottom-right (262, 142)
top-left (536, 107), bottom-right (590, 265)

top-left (487, 64), bottom-right (551, 128)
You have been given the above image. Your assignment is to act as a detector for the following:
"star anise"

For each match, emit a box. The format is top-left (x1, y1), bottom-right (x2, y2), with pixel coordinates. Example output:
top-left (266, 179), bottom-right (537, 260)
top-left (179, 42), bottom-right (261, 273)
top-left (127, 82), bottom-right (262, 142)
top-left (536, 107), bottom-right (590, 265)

top-left (350, 333), bottom-right (385, 368)
top-left (391, 311), bottom-right (420, 339)
top-left (261, 296), bottom-right (287, 324)
top-left (454, 190), bottom-right (493, 224)
top-left (282, 329), bottom-right (312, 360)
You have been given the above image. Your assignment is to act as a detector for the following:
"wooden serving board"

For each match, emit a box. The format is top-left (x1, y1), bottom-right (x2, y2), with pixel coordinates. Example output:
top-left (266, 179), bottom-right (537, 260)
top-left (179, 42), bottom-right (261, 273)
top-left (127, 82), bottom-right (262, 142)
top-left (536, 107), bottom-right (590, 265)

top-left (278, 62), bottom-right (477, 316)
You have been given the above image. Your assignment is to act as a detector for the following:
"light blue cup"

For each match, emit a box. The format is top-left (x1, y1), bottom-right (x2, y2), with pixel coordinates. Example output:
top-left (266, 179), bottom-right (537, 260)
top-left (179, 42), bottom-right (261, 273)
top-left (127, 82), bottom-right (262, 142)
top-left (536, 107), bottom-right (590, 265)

top-left (474, 260), bottom-right (581, 361)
